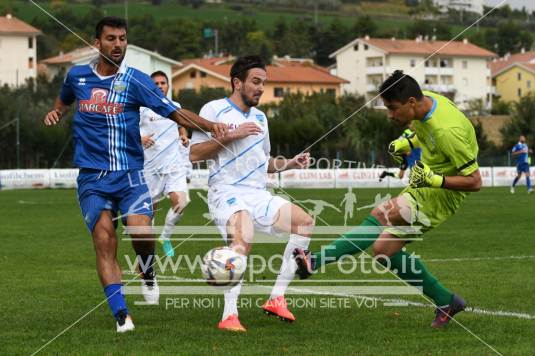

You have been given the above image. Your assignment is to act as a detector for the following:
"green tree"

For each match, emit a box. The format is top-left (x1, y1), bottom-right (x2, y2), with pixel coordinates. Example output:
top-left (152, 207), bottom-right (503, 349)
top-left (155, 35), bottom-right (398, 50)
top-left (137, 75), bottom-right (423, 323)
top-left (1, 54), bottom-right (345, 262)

top-left (501, 94), bottom-right (535, 149)
top-left (350, 15), bottom-right (377, 38)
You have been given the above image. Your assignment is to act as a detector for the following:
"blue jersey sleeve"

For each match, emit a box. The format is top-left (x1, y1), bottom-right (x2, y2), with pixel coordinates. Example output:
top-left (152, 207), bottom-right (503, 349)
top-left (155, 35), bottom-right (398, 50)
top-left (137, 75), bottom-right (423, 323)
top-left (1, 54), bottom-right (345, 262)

top-left (59, 70), bottom-right (76, 105)
top-left (131, 70), bottom-right (178, 119)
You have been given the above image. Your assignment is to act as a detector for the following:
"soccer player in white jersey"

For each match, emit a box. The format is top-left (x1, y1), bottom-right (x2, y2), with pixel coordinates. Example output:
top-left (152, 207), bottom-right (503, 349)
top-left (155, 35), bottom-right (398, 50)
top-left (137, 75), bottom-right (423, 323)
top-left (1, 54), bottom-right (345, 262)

top-left (190, 56), bottom-right (314, 332)
top-left (140, 71), bottom-right (190, 259)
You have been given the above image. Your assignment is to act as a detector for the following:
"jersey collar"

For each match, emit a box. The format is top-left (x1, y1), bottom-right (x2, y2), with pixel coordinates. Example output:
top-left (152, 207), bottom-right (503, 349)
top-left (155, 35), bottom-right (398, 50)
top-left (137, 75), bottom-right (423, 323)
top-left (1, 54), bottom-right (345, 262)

top-left (422, 96), bottom-right (437, 122)
top-left (225, 97), bottom-right (250, 118)
top-left (89, 57), bottom-right (128, 80)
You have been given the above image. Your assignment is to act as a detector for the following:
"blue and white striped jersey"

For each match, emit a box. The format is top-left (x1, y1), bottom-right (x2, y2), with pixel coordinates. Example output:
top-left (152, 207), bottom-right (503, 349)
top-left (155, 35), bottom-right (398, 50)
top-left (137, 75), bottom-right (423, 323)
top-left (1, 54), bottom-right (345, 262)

top-left (60, 59), bottom-right (178, 170)
top-left (191, 98), bottom-right (270, 189)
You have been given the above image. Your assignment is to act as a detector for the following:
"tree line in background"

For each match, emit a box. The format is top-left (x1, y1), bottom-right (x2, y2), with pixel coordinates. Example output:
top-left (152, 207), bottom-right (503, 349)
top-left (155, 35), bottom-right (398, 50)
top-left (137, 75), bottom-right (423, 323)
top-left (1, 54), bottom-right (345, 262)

top-left (13, 1), bottom-right (532, 66)
top-left (0, 74), bottom-right (529, 169)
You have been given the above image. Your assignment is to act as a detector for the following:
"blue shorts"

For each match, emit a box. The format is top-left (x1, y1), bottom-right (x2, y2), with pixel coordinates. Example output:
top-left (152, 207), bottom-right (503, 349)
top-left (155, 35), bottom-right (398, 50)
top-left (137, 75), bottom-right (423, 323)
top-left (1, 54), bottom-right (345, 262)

top-left (517, 163), bottom-right (530, 174)
top-left (77, 168), bottom-right (153, 232)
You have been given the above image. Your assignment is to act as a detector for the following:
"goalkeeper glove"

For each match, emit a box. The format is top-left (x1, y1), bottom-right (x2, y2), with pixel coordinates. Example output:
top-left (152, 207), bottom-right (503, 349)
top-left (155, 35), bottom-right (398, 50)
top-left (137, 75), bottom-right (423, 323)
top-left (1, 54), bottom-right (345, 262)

top-left (388, 129), bottom-right (420, 167)
top-left (409, 161), bottom-right (445, 188)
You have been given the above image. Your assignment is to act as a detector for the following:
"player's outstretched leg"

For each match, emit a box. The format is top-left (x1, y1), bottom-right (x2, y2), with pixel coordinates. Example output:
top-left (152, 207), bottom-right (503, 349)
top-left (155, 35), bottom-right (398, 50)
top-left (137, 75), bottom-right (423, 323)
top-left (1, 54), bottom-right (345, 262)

top-left (373, 241), bottom-right (465, 328)
top-left (294, 215), bottom-right (383, 279)
top-left (128, 214), bottom-right (159, 305)
top-left (219, 280), bottom-right (246, 332)
top-left (218, 211), bottom-right (253, 332)
top-left (92, 211), bottom-right (134, 332)
top-left (262, 203), bottom-right (313, 322)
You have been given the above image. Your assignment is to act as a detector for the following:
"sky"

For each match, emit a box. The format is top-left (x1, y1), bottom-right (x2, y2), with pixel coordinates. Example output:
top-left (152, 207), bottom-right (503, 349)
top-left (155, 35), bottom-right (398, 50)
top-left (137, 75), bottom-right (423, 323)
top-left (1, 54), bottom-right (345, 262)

top-left (485, 0), bottom-right (535, 11)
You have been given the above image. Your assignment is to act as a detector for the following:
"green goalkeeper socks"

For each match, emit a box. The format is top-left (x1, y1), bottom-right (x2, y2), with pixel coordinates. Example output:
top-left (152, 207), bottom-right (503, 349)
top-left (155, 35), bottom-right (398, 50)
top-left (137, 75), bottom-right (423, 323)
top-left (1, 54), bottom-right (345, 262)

top-left (313, 215), bottom-right (382, 269)
top-left (382, 251), bottom-right (453, 306)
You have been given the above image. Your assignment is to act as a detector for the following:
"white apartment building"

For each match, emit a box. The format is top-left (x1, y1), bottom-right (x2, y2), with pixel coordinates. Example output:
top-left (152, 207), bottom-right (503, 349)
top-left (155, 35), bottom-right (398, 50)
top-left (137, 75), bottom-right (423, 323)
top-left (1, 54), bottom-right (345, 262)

top-left (434, 0), bottom-right (484, 15)
top-left (330, 36), bottom-right (496, 108)
top-left (0, 14), bottom-right (41, 87)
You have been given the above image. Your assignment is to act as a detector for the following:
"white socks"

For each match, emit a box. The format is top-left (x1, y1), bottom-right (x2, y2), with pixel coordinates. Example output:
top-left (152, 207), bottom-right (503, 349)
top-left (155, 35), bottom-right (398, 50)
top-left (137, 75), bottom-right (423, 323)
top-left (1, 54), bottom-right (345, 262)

top-left (160, 208), bottom-right (182, 241)
top-left (270, 234), bottom-right (310, 300)
top-left (222, 279), bottom-right (243, 320)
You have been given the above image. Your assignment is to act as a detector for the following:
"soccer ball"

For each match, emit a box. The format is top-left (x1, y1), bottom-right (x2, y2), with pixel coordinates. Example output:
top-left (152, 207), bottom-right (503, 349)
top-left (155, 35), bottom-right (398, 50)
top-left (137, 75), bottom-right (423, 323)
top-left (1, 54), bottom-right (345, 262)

top-left (201, 247), bottom-right (247, 288)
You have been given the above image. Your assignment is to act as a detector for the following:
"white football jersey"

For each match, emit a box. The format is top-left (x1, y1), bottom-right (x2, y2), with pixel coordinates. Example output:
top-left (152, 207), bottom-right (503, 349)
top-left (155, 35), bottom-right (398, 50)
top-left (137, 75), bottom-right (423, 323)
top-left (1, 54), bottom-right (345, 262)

top-left (191, 98), bottom-right (270, 189)
top-left (139, 101), bottom-right (184, 173)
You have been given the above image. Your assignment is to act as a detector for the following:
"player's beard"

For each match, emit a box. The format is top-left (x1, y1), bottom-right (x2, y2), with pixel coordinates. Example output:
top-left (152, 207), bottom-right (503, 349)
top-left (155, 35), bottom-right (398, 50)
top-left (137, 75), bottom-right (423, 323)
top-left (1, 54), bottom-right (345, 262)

top-left (103, 49), bottom-right (125, 67)
top-left (241, 91), bottom-right (260, 108)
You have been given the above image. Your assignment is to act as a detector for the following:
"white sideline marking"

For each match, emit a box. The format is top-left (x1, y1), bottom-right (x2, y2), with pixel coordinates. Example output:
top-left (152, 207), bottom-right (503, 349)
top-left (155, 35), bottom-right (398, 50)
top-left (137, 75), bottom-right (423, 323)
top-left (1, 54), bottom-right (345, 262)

top-left (124, 272), bottom-right (535, 321)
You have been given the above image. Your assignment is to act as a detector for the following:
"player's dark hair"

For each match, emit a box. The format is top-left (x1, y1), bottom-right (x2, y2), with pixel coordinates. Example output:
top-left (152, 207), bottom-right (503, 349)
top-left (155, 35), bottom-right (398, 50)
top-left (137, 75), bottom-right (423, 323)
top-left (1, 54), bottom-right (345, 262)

top-left (95, 16), bottom-right (128, 39)
top-left (380, 70), bottom-right (423, 103)
top-left (151, 70), bottom-right (169, 84)
top-left (230, 55), bottom-right (266, 91)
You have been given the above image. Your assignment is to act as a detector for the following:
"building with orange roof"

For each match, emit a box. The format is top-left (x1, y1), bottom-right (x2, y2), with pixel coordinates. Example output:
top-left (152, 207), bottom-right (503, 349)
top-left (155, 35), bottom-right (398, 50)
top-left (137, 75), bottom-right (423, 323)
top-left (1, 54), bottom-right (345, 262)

top-left (171, 56), bottom-right (349, 104)
top-left (0, 14), bottom-right (41, 87)
top-left (490, 50), bottom-right (535, 103)
top-left (330, 36), bottom-right (496, 108)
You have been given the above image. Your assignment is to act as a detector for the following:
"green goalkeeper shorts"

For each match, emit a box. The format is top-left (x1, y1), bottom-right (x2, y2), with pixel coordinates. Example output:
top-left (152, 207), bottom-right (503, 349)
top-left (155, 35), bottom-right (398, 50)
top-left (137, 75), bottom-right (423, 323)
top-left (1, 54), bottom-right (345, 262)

top-left (385, 186), bottom-right (468, 237)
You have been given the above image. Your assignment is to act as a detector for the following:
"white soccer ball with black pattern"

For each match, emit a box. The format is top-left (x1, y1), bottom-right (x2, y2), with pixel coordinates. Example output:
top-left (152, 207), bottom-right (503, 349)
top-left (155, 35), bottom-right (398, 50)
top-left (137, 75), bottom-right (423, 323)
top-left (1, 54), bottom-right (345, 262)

top-left (201, 247), bottom-right (247, 288)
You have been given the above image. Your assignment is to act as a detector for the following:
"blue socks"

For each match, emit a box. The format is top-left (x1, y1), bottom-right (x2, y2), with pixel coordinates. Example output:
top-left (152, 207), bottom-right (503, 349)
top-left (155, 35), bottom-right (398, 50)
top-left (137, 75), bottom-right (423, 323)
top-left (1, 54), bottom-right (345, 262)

top-left (527, 176), bottom-right (532, 190)
top-left (512, 176), bottom-right (520, 187)
top-left (104, 283), bottom-right (128, 320)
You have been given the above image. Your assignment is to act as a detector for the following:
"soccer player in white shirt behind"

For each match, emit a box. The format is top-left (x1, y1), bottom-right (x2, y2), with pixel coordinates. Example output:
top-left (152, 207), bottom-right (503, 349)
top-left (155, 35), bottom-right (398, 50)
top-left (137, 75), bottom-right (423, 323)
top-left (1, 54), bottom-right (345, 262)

top-left (190, 56), bottom-right (314, 332)
top-left (140, 71), bottom-right (190, 259)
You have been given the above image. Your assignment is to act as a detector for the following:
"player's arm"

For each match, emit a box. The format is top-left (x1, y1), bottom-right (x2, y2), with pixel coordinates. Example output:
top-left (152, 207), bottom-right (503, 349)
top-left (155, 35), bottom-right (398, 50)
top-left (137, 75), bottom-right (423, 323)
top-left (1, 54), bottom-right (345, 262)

top-left (44, 97), bottom-right (71, 126)
top-left (189, 122), bottom-right (262, 162)
top-left (442, 170), bottom-right (481, 191)
top-left (169, 109), bottom-right (227, 138)
top-left (511, 149), bottom-right (527, 156)
top-left (267, 152), bottom-right (310, 173)
top-left (178, 126), bottom-right (189, 146)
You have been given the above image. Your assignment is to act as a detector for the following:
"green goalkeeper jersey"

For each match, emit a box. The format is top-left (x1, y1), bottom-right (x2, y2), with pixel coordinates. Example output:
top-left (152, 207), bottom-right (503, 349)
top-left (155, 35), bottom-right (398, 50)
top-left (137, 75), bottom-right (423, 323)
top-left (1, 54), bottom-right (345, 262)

top-left (412, 91), bottom-right (479, 177)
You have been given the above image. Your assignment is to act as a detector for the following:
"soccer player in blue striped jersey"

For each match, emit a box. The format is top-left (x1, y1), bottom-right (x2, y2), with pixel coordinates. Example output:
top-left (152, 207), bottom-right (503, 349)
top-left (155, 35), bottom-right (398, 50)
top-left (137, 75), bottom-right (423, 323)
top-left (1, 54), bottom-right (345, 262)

top-left (43, 16), bottom-right (227, 332)
top-left (510, 135), bottom-right (532, 194)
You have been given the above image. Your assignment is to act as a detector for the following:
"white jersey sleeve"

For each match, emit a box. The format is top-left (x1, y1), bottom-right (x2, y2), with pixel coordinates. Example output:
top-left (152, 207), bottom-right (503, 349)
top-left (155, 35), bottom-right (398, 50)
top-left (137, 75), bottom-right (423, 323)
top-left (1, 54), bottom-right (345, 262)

top-left (191, 103), bottom-right (216, 145)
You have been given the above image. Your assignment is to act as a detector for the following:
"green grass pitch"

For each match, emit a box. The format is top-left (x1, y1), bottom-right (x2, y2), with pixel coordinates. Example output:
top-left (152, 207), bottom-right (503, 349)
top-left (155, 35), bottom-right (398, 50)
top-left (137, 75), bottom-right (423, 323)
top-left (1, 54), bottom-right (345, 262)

top-left (1, 187), bottom-right (533, 355)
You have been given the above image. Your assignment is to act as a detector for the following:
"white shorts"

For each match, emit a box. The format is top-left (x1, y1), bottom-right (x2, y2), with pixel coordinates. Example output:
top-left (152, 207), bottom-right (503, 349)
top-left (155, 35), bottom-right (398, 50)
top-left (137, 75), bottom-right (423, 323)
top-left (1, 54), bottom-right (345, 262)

top-left (145, 169), bottom-right (189, 203)
top-left (208, 186), bottom-right (289, 241)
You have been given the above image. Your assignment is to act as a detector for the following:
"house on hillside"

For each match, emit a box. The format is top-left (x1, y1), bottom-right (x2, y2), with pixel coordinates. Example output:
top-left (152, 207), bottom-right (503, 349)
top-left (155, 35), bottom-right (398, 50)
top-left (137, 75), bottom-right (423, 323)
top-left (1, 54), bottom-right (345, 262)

top-left (171, 56), bottom-right (349, 104)
top-left (491, 50), bottom-right (535, 103)
top-left (0, 14), bottom-right (41, 87)
top-left (330, 36), bottom-right (496, 108)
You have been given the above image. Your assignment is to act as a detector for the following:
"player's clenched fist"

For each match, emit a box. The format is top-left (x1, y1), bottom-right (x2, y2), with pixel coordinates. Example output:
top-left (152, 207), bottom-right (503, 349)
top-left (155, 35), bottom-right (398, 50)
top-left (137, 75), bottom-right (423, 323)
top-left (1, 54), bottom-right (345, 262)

top-left (44, 109), bottom-right (62, 126)
top-left (409, 161), bottom-right (444, 188)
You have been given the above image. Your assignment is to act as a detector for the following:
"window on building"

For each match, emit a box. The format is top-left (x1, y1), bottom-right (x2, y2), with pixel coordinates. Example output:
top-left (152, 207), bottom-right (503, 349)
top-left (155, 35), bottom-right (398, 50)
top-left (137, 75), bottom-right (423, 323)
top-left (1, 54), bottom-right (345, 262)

top-left (326, 88), bottom-right (336, 96)
top-left (364, 44), bottom-right (369, 50)
top-left (190, 71), bottom-right (196, 78)
top-left (518, 88), bottom-right (522, 97)
top-left (462, 78), bottom-right (468, 86)
top-left (28, 37), bottom-right (33, 49)
top-left (353, 44), bottom-right (359, 51)
top-left (28, 57), bottom-right (34, 69)
top-left (274, 87), bottom-right (284, 97)
top-left (410, 59), bottom-right (416, 67)
top-left (518, 72), bottom-right (522, 81)
top-left (462, 60), bottom-right (468, 69)
top-left (200, 71), bottom-right (207, 78)
top-left (528, 81), bottom-right (532, 89)
top-left (440, 59), bottom-right (450, 68)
